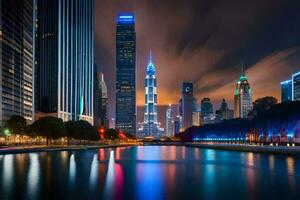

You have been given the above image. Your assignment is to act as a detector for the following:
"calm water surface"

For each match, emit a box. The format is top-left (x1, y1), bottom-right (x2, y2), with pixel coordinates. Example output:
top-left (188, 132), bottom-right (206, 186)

top-left (0, 146), bottom-right (299, 200)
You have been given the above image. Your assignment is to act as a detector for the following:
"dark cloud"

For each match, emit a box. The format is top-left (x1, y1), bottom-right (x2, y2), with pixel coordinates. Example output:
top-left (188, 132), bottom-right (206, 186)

top-left (94, 0), bottom-right (300, 127)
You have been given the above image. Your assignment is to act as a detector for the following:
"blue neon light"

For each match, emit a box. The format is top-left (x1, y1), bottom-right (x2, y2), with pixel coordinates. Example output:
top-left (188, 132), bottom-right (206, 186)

top-left (117, 13), bottom-right (135, 23)
top-left (292, 71), bottom-right (300, 77)
top-left (280, 79), bottom-right (292, 85)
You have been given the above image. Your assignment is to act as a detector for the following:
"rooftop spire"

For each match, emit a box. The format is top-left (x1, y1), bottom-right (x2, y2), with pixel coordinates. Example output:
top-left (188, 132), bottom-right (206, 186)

top-left (241, 60), bottom-right (244, 76)
top-left (149, 49), bottom-right (153, 64)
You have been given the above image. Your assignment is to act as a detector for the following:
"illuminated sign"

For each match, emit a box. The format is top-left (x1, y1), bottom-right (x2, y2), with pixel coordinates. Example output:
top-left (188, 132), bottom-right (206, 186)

top-left (117, 13), bottom-right (135, 23)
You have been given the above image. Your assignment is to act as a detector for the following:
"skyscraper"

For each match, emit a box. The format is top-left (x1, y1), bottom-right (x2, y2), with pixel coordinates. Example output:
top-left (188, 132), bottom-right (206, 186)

top-left (192, 111), bottom-right (201, 126)
top-left (94, 65), bottom-right (108, 128)
top-left (200, 98), bottom-right (213, 118)
top-left (281, 80), bottom-right (292, 102)
top-left (36, 0), bottom-right (94, 124)
top-left (179, 83), bottom-right (196, 130)
top-left (292, 71), bottom-right (300, 101)
top-left (116, 13), bottom-right (136, 135)
top-left (166, 104), bottom-right (173, 137)
top-left (234, 67), bottom-right (253, 118)
top-left (0, 0), bottom-right (36, 125)
top-left (216, 99), bottom-right (234, 120)
top-left (137, 52), bottom-right (164, 138)
top-left (174, 115), bottom-right (183, 135)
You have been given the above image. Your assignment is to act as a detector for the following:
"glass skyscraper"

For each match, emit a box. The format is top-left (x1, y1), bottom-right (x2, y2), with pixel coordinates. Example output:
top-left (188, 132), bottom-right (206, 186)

top-left (179, 83), bottom-right (196, 130)
top-left (281, 80), bottom-right (292, 102)
top-left (292, 72), bottom-right (300, 101)
top-left (94, 71), bottom-right (108, 128)
top-left (0, 0), bottom-right (36, 125)
top-left (116, 13), bottom-right (136, 135)
top-left (36, 0), bottom-right (94, 124)
top-left (166, 104), bottom-right (173, 137)
top-left (234, 69), bottom-right (253, 118)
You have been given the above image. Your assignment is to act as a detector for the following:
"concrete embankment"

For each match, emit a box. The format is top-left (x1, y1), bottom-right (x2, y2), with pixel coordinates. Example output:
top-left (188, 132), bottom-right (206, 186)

top-left (0, 144), bottom-right (134, 155)
top-left (185, 143), bottom-right (300, 156)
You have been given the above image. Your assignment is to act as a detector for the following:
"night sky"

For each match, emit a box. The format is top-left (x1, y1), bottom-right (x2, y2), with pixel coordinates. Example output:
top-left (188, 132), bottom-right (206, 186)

top-left (94, 0), bottom-right (300, 128)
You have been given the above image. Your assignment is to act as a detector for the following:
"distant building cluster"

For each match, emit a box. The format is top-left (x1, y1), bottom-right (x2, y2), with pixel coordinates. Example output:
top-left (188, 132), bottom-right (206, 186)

top-left (281, 71), bottom-right (300, 102)
top-left (173, 65), bottom-right (252, 135)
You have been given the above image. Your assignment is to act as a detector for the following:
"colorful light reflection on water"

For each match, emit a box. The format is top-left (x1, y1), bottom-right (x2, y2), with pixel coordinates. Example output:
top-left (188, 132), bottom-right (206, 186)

top-left (0, 146), bottom-right (299, 199)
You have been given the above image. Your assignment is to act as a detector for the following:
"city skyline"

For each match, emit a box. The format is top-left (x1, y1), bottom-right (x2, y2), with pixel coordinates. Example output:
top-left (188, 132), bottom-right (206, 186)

top-left (95, 0), bottom-right (300, 123)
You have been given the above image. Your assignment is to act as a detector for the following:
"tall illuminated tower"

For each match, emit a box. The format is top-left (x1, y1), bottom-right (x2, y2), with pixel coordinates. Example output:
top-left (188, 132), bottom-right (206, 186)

top-left (138, 52), bottom-right (164, 138)
top-left (234, 65), bottom-right (253, 118)
top-left (166, 104), bottom-right (173, 137)
top-left (36, 0), bottom-right (94, 124)
top-left (179, 83), bottom-right (196, 130)
top-left (116, 13), bottom-right (136, 135)
top-left (0, 0), bottom-right (36, 125)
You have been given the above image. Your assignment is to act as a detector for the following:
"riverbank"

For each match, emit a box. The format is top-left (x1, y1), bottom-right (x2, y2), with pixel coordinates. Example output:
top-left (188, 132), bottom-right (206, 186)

top-left (0, 144), bottom-right (135, 154)
top-left (185, 143), bottom-right (300, 156)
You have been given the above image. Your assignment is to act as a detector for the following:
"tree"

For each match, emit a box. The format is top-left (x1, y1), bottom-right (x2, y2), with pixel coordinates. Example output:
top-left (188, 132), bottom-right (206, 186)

top-left (32, 116), bottom-right (66, 146)
top-left (105, 129), bottom-right (119, 140)
top-left (251, 96), bottom-right (278, 117)
top-left (6, 115), bottom-right (27, 135)
top-left (65, 120), bottom-right (99, 143)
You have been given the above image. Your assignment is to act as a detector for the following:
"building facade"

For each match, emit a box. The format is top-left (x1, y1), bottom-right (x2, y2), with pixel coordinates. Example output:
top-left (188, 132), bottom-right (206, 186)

top-left (216, 99), bottom-right (234, 120)
top-left (192, 111), bottom-right (201, 126)
top-left (179, 83), bottom-right (196, 131)
top-left (166, 104), bottom-right (173, 137)
top-left (200, 98), bottom-right (213, 118)
top-left (36, 0), bottom-right (94, 124)
top-left (115, 13), bottom-right (136, 135)
top-left (281, 80), bottom-right (292, 102)
top-left (137, 52), bottom-right (164, 138)
top-left (234, 70), bottom-right (252, 118)
top-left (94, 68), bottom-right (108, 128)
top-left (0, 0), bottom-right (36, 125)
top-left (174, 115), bottom-right (183, 135)
top-left (292, 72), bottom-right (300, 101)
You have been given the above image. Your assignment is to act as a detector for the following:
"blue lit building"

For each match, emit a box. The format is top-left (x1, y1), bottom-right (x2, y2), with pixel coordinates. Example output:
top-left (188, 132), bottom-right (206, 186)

top-left (0, 0), bottom-right (36, 125)
top-left (116, 13), bottom-right (136, 135)
top-left (36, 0), bottom-right (94, 124)
top-left (292, 71), bottom-right (300, 101)
top-left (281, 80), bottom-right (292, 102)
top-left (137, 52), bottom-right (164, 138)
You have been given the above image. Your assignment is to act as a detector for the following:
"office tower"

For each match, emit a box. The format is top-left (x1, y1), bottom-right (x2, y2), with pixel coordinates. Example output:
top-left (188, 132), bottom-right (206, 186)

top-left (94, 65), bottom-right (108, 128)
top-left (166, 104), bottom-right (173, 137)
top-left (0, 0), bottom-right (36, 125)
top-left (179, 83), bottom-right (196, 130)
top-left (192, 111), bottom-right (201, 126)
top-left (36, 0), bottom-right (94, 124)
top-left (292, 72), bottom-right (300, 101)
top-left (115, 13), bottom-right (136, 135)
top-left (137, 52), bottom-right (164, 138)
top-left (216, 99), bottom-right (234, 120)
top-left (200, 98), bottom-right (213, 117)
top-left (280, 80), bottom-right (292, 102)
top-left (174, 115), bottom-right (183, 135)
top-left (234, 67), bottom-right (252, 118)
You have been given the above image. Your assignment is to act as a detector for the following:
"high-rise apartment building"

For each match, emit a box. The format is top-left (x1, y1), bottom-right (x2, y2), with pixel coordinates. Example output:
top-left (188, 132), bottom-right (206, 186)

top-left (0, 0), bottom-right (36, 125)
